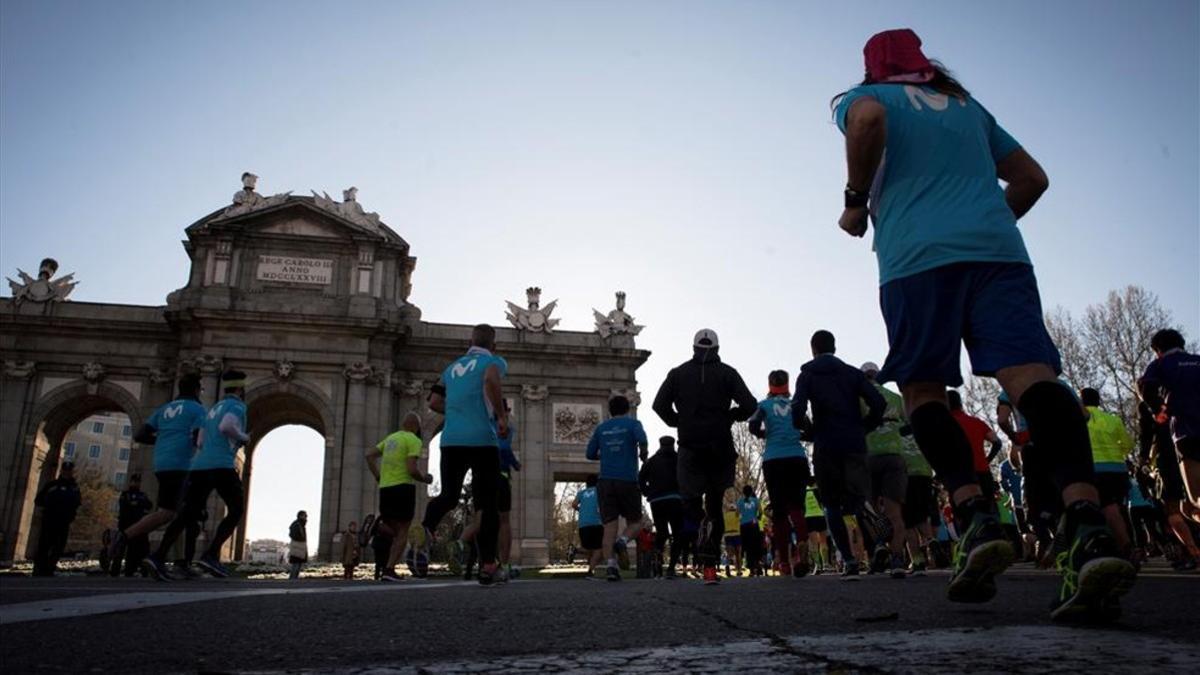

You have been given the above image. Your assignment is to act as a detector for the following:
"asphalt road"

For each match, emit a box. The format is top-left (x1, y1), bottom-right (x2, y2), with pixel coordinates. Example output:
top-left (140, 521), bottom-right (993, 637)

top-left (1, 563), bottom-right (1197, 673)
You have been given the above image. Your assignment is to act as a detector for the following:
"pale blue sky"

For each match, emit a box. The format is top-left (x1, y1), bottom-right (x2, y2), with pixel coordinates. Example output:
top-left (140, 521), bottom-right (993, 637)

top-left (4, 1), bottom-right (1197, 544)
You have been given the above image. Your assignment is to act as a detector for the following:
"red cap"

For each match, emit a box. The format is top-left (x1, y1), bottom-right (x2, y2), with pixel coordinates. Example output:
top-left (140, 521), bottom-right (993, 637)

top-left (864, 29), bottom-right (933, 83)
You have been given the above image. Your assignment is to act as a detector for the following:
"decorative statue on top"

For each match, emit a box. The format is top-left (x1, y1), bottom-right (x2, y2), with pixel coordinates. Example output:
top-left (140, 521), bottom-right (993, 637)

top-left (310, 186), bottom-right (383, 232)
top-left (506, 287), bottom-right (561, 333)
top-left (593, 291), bottom-right (643, 338)
top-left (7, 258), bottom-right (78, 307)
top-left (222, 172), bottom-right (291, 218)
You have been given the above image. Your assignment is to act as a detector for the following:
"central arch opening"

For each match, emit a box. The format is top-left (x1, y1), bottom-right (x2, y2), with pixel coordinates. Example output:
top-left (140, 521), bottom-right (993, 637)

top-left (244, 425), bottom-right (325, 563)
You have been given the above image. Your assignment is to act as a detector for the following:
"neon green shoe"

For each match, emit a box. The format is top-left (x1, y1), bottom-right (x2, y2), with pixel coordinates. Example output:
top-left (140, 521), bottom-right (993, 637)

top-left (947, 512), bottom-right (1015, 603)
top-left (1050, 524), bottom-right (1136, 623)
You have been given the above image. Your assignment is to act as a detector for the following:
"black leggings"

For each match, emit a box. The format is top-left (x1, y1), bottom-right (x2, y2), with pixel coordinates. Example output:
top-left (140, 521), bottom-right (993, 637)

top-left (650, 498), bottom-right (685, 570)
top-left (422, 446), bottom-right (500, 564)
top-left (686, 490), bottom-right (726, 565)
top-left (1129, 505), bottom-right (1170, 549)
top-left (157, 469), bottom-right (244, 562)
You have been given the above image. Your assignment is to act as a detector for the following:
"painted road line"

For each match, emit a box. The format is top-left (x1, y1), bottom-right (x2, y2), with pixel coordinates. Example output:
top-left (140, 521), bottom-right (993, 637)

top-left (0, 580), bottom-right (490, 625)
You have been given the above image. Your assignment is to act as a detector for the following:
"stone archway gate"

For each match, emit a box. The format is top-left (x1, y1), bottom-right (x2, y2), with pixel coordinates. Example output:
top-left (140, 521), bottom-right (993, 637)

top-left (0, 178), bottom-right (649, 565)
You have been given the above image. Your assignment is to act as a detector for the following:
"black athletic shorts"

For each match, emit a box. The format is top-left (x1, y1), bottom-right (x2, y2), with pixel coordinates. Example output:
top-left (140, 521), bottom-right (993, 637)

top-left (497, 476), bottom-right (513, 514)
top-left (762, 456), bottom-right (810, 515)
top-left (812, 450), bottom-right (870, 512)
top-left (1178, 437), bottom-right (1200, 462)
top-left (902, 475), bottom-right (934, 529)
top-left (155, 470), bottom-right (188, 512)
top-left (579, 525), bottom-right (603, 550)
top-left (380, 484), bottom-right (416, 522)
top-left (804, 516), bottom-right (827, 534)
top-left (869, 454), bottom-right (908, 503)
top-left (677, 441), bottom-right (736, 501)
top-left (1157, 438), bottom-right (1186, 502)
top-left (1095, 472), bottom-right (1131, 507)
top-left (598, 479), bottom-right (642, 523)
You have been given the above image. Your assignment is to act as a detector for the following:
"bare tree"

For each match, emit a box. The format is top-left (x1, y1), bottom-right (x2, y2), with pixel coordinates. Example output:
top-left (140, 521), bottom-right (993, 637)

top-left (961, 374), bottom-right (1002, 427)
top-left (1045, 307), bottom-right (1100, 390)
top-left (729, 423), bottom-right (764, 509)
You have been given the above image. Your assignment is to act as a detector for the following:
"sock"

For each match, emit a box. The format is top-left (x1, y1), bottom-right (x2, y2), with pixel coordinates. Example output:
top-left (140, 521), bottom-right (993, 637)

top-left (608, 557), bottom-right (617, 568)
top-left (910, 402), bottom-right (979, 496)
top-left (1016, 381), bottom-right (1096, 492)
top-left (952, 495), bottom-right (997, 534)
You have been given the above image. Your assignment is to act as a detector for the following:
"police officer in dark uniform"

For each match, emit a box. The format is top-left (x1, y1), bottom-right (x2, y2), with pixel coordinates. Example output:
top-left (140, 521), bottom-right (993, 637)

top-left (32, 461), bottom-right (82, 577)
top-left (111, 473), bottom-right (153, 577)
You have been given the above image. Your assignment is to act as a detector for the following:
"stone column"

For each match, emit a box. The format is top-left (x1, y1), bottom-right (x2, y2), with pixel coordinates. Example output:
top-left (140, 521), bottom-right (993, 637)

top-left (517, 384), bottom-right (550, 566)
top-left (0, 360), bottom-right (37, 563)
top-left (340, 362), bottom-right (372, 558)
top-left (193, 354), bottom-right (223, 407)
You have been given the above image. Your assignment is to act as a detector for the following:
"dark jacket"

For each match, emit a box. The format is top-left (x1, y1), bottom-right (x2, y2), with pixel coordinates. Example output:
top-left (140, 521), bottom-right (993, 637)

top-left (289, 519), bottom-right (307, 543)
top-left (638, 446), bottom-right (681, 501)
top-left (652, 348), bottom-right (757, 451)
top-left (792, 353), bottom-right (885, 454)
top-left (34, 477), bottom-right (81, 523)
top-left (117, 488), bottom-right (153, 530)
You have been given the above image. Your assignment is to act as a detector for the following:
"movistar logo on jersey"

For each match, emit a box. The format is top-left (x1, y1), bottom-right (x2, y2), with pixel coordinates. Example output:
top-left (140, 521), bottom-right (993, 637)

top-left (162, 404), bottom-right (184, 420)
top-left (450, 358), bottom-right (479, 379)
top-left (772, 402), bottom-right (791, 418)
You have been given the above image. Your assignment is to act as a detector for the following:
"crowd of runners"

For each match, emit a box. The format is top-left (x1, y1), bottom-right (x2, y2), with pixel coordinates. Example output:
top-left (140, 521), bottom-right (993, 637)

top-left (36, 28), bottom-right (1199, 628)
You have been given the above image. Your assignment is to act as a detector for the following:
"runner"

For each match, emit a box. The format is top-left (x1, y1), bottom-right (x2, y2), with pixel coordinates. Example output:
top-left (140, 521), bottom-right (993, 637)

top-left (1139, 329), bottom-right (1200, 509)
top-left (723, 508), bottom-right (742, 577)
top-left (748, 370), bottom-right (812, 577)
top-left (110, 473), bottom-right (153, 577)
top-left (116, 374), bottom-right (206, 578)
top-left (652, 328), bottom-right (757, 585)
top-left (496, 404), bottom-right (522, 580)
top-left (585, 394), bottom-right (649, 582)
top-left (365, 412), bottom-right (433, 582)
top-left (573, 475), bottom-right (604, 578)
top-left (804, 483), bottom-right (830, 574)
top-left (1080, 388), bottom-right (1135, 556)
top-left (145, 369), bottom-right (251, 579)
top-left (638, 436), bottom-right (685, 578)
top-left (900, 436), bottom-right (935, 574)
top-left (1138, 400), bottom-right (1200, 568)
top-left (791, 330), bottom-right (886, 579)
top-left (736, 485), bottom-right (764, 576)
top-left (422, 324), bottom-right (508, 586)
top-left (947, 390), bottom-right (1003, 494)
top-left (832, 28), bottom-right (1134, 619)
top-left (861, 362), bottom-right (911, 578)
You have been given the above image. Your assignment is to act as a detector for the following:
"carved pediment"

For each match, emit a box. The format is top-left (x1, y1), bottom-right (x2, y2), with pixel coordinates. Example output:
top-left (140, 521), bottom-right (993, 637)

top-left (191, 198), bottom-right (407, 247)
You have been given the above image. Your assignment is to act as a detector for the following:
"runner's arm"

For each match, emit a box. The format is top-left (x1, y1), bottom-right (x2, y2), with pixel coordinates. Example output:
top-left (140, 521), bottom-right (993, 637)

top-left (133, 423), bottom-right (157, 445)
top-left (729, 371), bottom-right (758, 423)
top-left (995, 148), bottom-right (1048, 220)
top-left (791, 374), bottom-right (813, 435)
top-left (405, 456), bottom-right (433, 484)
top-left (860, 376), bottom-right (887, 433)
top-left (484, 364), bottom-right (507, 436)
top-left (218, 412), bottom-right (250, 444)
top-left (428, 381), bottom-right (446, 414)
top-left (747, 407), bottom-right (766, 439)
top-left (843, 97), bottom-right (887, 192)
top-left (652, 371), bottom-right (680, 428)
top-left (365, 446), bottom-right (382, 482)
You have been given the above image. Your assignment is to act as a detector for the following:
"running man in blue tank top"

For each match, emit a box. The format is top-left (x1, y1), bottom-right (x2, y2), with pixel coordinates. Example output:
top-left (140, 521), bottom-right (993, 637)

top-left (423, 323), bottom-right (509, 586)
top-left (832, 28), bottom-right (1133, 621)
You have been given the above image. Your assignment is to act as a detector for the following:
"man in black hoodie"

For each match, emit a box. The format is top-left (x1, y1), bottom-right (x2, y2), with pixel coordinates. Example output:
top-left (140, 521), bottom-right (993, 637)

top-left (792, 330), bottom-right (886, 577)
top-left (653, 329), bottom-right (757, 584)
top-left (32, 461), bottom-right (82, 577)
top-left (639, 436), bottom-right (685, 578)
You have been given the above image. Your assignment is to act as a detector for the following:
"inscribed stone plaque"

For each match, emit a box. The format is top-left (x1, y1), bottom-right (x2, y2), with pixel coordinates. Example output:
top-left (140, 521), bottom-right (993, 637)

top-left (552, 403), bottom-right (602, 445)
top-left (256, 255), bottom-right (333, 285)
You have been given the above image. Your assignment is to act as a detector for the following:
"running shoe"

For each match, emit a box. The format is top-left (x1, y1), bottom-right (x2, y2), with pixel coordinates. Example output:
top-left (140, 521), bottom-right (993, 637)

top-left (840, 560), bottom-right (861, 580)
top-left (195, 555), bottom-right (231, 579)
top-left (910, 559), bottom-right (928, 576)
top-left (1171, 558), bottom-right (1197, 571)
top-left (664, 567), bottom-right (677, 580)
top-left (495, 566), bottom-right (510, 585)
top-left (947, 512), bottom-right (1014, 603)
top-left (173, 562), bottom-right (202, 580)
top-left (478, 563), bottom-right (500, 587)
top-left (606, 564), bottom-right (621, 582)
top-left (105, 529), bottom-right (126, 566)
top-left (1050, 524), bottom-right (1137, 623)
top-left (870, 545), bottom-right (890, 575)
top-left (141, 555), bottom-right (171, 582)
top-left (889, 553), bottom-right (907, 580)
top-left (380, 570), bottom-right (403, 582)
top-left (702, 566), bottom-right (719, 585)
top-left (778, 561), bottom-right (792, 577)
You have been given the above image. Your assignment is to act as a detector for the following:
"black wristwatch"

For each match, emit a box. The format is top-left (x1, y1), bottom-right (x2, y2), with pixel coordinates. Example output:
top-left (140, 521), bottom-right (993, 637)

top-left (844, 185), bottom-right (869, 209)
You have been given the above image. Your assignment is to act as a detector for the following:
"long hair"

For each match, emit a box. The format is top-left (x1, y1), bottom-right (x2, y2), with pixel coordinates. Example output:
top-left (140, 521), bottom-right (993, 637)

top-left (830, 61), bottom-right (970, 114)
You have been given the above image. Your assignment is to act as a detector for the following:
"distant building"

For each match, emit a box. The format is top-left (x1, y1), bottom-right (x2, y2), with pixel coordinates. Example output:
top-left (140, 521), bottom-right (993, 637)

top-left (61, 412), bottom-right (134, 492)
top-left (247, 539), bottom-right (287, 564)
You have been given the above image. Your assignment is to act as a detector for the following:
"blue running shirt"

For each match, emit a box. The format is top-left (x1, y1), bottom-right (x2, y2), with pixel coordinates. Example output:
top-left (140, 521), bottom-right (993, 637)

top-left (577, 487), bottom-right (602, 528)
top-left (585, 416), bottom-right (648, 481)
top-left (737, 496), bottom-right (760, 525)
top-left (835, 84), bottom-right (1029, 285)
top-left (192, 396), bottom-right (247, 471)
top-left (146, 398), bottom-right (207, 472)
top-left (440, 348), bottom-right (508, 447)
top-left (753, 396), bottom-right (807, 461)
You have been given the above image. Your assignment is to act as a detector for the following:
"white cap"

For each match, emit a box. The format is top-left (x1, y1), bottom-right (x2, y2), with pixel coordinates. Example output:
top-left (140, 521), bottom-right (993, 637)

top-left (693, 328), bottom-right (719, 348)
top-left (860, 361), bottom-right (880, 374)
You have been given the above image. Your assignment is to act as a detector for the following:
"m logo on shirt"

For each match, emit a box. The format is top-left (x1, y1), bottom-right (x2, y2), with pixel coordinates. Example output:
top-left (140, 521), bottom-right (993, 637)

top-left (450, 358), bottom-right (478, 379)
top-left (903, 85), bottom-right (966, 113)
top-left (162, 404), bottom-right (184, 420)
top-left (773, 403), bottom-right (791, 418)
